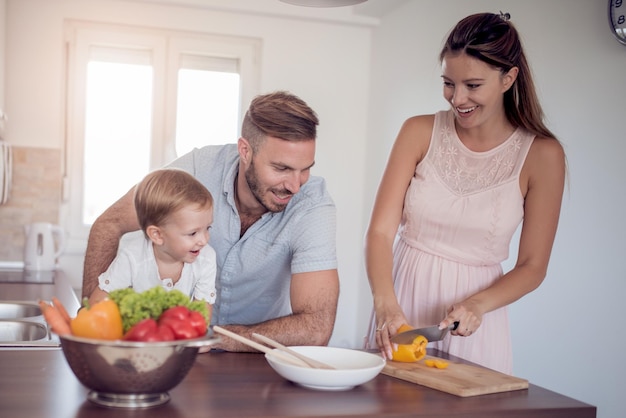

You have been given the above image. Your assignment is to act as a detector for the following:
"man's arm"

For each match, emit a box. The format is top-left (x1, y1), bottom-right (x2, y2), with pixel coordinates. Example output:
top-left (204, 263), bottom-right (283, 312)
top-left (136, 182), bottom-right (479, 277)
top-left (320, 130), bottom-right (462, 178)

top-left (81, 187), bottom-right (141, 298)
top-left (214, 269), bottom-right (339, 352)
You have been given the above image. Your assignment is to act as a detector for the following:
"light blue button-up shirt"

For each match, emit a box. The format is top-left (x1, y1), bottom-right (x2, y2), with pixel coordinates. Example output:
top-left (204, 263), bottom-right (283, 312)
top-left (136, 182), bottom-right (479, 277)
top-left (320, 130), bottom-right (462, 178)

top-left (168, 144), bottom-right (337, 326)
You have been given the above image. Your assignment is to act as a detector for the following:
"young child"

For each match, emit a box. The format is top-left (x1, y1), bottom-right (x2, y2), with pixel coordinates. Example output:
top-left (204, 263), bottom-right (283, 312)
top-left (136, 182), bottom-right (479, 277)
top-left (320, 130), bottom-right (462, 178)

top-left (89, 168), bottom-right (216, 315)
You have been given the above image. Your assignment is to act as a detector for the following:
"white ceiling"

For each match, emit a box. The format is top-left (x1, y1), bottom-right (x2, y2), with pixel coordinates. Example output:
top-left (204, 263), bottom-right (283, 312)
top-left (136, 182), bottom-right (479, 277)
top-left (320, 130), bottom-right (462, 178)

top-left (118, 0), bottom-right (408, 20)
top-left (352, 0), bottom-right (408, 18)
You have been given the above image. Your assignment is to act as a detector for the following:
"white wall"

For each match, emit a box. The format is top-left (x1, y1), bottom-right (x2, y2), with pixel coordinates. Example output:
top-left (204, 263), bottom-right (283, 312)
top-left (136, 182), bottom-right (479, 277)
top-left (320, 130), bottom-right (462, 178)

top-left (365, 1), bottom-right (626, 418)
top-left (5, 1), bottom-right (625, 417)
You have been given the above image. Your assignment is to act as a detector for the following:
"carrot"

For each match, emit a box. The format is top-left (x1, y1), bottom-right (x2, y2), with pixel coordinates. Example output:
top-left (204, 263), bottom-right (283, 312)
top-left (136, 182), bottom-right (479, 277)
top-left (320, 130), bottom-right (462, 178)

top-left (38, 300), bottom-right (71, 336)
top-left (52, 297), bottom-right (72, 323)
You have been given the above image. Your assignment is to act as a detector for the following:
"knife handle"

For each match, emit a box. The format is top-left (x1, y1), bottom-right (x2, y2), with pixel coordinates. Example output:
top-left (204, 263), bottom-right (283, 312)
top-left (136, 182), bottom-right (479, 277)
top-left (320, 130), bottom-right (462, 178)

top-left (450, 321), bottom-right (460, 330)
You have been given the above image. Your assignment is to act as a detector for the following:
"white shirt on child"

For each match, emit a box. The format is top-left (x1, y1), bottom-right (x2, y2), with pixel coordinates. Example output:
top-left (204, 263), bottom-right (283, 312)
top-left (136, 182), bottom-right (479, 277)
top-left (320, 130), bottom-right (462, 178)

top-left (97, 230), bottom-right (217, 303)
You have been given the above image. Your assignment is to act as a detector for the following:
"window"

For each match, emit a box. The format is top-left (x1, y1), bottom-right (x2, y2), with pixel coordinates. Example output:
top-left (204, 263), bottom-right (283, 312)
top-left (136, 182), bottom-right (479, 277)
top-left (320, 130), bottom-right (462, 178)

top-left (62, 21), bottom-right (260, 247)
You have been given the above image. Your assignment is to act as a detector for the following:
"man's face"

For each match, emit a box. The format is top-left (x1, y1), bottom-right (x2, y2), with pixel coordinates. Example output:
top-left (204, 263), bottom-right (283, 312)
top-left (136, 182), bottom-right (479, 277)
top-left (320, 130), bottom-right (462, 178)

top-left (244, 136), bottom-right (316, 213)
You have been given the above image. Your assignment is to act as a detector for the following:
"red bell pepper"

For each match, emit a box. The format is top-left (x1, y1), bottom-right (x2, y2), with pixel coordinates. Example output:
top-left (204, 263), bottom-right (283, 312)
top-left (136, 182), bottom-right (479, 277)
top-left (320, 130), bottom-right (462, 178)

top-left (123, 318), bottom-right (157, 341)
top-left (146, 323), bottom-right (175, 342)
top-left (159, 306), bottom-right (190, 321)
top-left (188, 310), bottom-right (208, 336)
top-left (158, 306), bottom-right (207, 340)
top-left (123, 318), bottom-right (176, 342)
top-left (123, 306), bottom-right (207, 342)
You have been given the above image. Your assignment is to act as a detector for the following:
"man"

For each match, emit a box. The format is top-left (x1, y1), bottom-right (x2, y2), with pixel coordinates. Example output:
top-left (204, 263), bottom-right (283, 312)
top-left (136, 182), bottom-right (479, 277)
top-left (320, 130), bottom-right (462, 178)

top-left (82, 91), bottom-right (339, 351)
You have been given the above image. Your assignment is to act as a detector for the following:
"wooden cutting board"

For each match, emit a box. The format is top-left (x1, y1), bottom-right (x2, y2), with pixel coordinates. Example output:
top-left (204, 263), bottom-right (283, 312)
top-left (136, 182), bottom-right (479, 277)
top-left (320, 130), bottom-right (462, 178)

top-left (382, 355), bottom-right (529, 397)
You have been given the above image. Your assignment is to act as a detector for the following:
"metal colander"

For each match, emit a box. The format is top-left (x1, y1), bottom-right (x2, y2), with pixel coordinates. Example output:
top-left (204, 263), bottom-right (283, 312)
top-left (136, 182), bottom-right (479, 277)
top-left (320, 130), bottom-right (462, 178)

top-left (59, 333), bottom-right (219, 408)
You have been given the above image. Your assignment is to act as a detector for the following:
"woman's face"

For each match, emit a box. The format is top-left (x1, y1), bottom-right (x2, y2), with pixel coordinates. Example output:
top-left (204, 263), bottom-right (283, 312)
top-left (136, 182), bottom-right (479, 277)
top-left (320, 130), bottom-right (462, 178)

top-left (441, 53), bottom-right (517, 130)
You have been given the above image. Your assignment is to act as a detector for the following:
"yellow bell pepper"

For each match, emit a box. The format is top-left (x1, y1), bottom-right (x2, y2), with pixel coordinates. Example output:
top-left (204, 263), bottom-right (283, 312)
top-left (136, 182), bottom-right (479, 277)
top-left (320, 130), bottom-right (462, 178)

top-left (70, 298), bottom-right (123, 340)
top-left (391, 324), bottom-right (428, 363)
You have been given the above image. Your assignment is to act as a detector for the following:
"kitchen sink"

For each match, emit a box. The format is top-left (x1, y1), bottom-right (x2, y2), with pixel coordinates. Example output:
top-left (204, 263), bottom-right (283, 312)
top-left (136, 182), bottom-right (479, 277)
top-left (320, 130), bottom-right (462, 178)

top-left (0, 320), bottom-right (48, 342)
top-left (0, 301), bottom-right (59, 348)
top-left (0, 301), bottom-right (42, 319)
top-left (0, 269), bottom-right (79, 349)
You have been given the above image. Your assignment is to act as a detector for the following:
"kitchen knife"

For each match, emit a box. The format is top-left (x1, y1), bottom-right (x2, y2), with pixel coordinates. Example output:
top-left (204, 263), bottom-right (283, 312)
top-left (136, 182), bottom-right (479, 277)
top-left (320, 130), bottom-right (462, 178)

top-left (390, 321), bottom-right (459, 345)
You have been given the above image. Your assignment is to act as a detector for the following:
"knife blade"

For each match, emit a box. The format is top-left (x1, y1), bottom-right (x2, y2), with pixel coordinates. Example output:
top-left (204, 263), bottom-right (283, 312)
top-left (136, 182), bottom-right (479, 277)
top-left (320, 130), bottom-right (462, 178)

top-left (390, 321), bottom-right (459, 345)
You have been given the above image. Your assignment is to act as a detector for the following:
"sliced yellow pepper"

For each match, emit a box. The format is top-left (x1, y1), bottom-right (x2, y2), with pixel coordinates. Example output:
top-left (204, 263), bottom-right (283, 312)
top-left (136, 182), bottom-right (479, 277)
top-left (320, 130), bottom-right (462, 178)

top-left (391, 324), bottom-right (428, 363)
top-left (434, 360), bottom-right (449, 369)
top-left (424, 358), bottom-right (449, 369)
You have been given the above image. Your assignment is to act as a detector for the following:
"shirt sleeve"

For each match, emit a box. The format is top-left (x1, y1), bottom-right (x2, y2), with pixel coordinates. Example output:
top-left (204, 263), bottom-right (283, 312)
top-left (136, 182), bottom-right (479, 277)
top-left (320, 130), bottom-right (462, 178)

top-left (290, 197), bottom-right (338, 274)
top-left (98, 250), bottom-right (134, 292)
top-left (165, 149), bottom-right (196, 174)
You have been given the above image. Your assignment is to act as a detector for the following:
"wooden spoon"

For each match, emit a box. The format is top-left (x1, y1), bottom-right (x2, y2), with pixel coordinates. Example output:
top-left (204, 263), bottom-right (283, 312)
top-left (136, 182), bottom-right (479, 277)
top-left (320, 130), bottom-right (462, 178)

top-left (252, 333), bottom-right (336, 370)
top-left (212, 326), bottom-right (311, 368)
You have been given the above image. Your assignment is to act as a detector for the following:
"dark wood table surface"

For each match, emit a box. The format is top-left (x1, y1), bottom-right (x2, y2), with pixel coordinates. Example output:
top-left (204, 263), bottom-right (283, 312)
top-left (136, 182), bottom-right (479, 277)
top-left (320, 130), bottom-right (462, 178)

top-left (0, 347), bottom-right (596, 418)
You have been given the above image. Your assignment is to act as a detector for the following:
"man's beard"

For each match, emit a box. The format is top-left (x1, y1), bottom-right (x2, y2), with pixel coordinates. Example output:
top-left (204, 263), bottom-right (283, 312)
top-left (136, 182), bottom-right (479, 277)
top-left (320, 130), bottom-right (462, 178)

top-left (245, 158), bottom-right (292, 213)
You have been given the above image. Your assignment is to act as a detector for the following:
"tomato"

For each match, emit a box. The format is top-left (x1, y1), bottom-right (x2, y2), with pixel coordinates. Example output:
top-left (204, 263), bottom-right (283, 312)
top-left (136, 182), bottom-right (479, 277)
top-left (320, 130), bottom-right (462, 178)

top-left (391, 324), bottom-right (428, 363)
top-left (159, 316), bottom-right (199, 340)
top-left (188, 310), bottom-right (207, 336)
top-left (142, 323), bottom-right (176, 342)
top-left (157, 306), bottom-right (206, 340)
top-left (156, 324), bottom-right (176, 341)
top-left (160, 306), bottom-right (191, 321)
top-left (124, 305), bottom-right (205, 341)
top-left (123, 318), bottom-right (158, 341)
top-left (124, 318), bottom-right (178, 342)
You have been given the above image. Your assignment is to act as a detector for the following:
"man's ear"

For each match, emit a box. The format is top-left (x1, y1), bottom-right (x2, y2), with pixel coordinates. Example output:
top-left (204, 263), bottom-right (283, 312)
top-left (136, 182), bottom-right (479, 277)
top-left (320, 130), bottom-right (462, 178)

top-left (237, 137), bottom-right (252, 164)
top-left (146, 225), bottom-right (163, 245)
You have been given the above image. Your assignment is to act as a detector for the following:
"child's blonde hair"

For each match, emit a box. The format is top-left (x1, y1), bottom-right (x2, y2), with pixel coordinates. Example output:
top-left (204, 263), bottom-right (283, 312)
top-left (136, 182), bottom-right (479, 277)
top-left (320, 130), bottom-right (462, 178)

top-left (134, 168), bottom-right (213, 235)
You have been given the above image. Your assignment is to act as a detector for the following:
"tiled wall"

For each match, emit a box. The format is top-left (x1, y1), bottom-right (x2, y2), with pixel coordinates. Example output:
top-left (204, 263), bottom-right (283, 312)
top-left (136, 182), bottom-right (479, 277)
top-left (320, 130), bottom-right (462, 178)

top-left (0, 146), bottom-right (62, 261)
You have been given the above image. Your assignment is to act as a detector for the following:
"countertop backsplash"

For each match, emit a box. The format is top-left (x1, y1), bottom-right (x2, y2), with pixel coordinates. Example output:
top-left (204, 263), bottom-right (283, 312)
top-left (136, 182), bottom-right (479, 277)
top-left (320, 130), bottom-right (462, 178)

top-left (0, 146), bottom-right (62, 261)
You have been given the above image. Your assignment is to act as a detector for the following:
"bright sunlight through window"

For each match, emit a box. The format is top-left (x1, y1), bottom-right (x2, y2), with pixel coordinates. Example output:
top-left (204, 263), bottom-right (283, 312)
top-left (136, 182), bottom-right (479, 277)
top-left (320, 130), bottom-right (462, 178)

top-left (82, 64), bottom-right (240, 226)
top-left (66, 23), bottom-right (258, 239)
top-left (83, 61), bottom-right (152, 225)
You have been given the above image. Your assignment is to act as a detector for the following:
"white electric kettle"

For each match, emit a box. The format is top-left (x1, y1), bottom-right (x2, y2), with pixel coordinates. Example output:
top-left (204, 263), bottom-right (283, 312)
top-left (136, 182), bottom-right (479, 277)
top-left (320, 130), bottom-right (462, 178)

top-left (23, 222), bottom-right (66, 271)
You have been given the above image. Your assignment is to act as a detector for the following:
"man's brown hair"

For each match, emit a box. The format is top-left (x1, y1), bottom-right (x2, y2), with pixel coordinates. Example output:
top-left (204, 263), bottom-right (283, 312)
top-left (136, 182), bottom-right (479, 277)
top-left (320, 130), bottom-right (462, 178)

top-left (241, 91), bottom-right (319, 151)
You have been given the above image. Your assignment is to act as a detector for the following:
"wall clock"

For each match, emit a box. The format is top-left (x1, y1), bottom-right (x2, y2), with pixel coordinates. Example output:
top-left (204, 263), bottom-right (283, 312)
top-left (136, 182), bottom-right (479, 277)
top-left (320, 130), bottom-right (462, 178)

top-left (609, 0), bottom-right (626, 45)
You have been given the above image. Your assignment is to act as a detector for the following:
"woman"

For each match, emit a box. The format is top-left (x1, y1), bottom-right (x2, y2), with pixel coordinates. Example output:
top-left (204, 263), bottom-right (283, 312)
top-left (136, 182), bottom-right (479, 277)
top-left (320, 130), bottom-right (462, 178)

top-left (364, 12), bottom-right (565, 374)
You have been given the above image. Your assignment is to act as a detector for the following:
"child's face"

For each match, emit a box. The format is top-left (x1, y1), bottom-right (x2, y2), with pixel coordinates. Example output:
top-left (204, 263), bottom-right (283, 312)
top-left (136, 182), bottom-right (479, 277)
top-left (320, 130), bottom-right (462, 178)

top-left (153, 203), bottom-right (213, 264)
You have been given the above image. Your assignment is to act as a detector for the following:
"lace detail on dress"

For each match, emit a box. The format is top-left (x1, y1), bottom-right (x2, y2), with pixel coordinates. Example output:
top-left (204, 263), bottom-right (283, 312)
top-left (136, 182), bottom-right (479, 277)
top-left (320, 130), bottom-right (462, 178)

top-left (432, 122), bottom-right (524, 196)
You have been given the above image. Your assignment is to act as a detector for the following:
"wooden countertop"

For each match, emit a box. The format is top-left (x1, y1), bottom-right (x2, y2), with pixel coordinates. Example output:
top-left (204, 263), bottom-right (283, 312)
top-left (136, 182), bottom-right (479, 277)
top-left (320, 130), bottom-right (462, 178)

top-left (0, 347), bottom-right (596, 418)
top-left (0, 270), bottom-right (596, 417)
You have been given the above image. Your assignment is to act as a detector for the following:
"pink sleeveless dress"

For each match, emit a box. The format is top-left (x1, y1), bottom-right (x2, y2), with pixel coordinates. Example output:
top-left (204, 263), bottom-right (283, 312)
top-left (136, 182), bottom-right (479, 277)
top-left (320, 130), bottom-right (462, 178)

top-left (365, 109), bottom-right (535, 374)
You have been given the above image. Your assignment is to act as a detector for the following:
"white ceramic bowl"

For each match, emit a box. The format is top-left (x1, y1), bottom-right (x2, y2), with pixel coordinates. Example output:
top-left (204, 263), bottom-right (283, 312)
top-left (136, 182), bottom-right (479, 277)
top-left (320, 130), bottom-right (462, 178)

top-left (265, 346), bottom-right (385, 391)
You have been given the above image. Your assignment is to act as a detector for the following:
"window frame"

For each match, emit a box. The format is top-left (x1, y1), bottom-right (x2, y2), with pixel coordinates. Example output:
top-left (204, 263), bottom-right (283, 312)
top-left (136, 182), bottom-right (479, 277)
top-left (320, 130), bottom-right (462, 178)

top-left (61, 21), bottom-right (261, 252)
